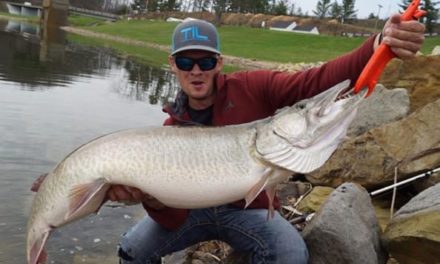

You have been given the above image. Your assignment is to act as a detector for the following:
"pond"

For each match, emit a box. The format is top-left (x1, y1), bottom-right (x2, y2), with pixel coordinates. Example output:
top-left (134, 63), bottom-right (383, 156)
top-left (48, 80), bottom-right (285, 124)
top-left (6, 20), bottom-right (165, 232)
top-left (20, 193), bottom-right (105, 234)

top-left (0, 19), bottom-right (179, 263)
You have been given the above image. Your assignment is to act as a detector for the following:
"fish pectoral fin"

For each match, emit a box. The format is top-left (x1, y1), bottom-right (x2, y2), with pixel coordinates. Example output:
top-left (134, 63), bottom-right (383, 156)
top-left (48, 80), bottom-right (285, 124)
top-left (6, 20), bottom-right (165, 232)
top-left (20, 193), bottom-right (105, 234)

top-left (265, 186), bottom-right (277, 220)
top-left (66, 178), bottom-right (110, 221)
top-left (245, 168), bottom-right (272, 208)
top-left (29, 230), bottom-right (49, 264)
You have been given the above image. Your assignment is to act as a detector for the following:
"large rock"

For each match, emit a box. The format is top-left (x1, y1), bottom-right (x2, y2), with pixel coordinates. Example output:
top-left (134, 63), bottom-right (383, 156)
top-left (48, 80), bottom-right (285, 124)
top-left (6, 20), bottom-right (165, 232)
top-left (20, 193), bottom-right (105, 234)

top-left (348, 85), bottom-right (410, 136)
top-left (306, 98), bottom-right (440, 188)
top-left (380, 55), bottom-right (440, 113)
top-left (382, 183), bottom-right (440, 264)
top-left (302, 183), bottom-right (387, 264)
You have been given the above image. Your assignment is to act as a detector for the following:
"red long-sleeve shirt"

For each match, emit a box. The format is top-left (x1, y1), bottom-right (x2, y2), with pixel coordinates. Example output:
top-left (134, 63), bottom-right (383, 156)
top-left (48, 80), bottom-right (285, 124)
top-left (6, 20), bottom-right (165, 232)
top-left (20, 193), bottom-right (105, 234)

top-left (143, 35), bottom-right (377, 230)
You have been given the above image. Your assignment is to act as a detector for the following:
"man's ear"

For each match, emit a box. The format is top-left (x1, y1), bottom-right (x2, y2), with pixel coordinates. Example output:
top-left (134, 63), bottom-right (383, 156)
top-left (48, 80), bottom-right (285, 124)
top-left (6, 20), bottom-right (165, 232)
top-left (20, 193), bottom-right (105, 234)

top-left (168, 56), bottom-right (177, 72)
top-left (216, 56), bottom-right (224, 72)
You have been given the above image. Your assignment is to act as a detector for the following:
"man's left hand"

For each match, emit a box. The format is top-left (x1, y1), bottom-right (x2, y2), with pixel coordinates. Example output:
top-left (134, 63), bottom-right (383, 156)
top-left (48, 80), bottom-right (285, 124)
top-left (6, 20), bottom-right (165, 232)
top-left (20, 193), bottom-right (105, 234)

top-left (380, 14), bottom-right (425, 60)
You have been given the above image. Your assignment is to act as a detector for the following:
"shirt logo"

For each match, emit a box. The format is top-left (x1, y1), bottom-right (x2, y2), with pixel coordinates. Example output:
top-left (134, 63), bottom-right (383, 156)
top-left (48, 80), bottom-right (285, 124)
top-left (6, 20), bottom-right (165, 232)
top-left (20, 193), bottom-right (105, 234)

top-left (180, 26), bottom-right (209, 42)
top-left (224, 100), bottom-right (234, 111)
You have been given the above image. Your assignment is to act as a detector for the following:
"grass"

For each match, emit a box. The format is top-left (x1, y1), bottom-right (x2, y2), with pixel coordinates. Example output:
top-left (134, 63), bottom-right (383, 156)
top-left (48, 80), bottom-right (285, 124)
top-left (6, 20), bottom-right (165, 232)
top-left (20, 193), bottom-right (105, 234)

top-left (0, 11), bottom-right (39, 23)
top-left (68, 14), bottom-right (108, 27)
top-left (1, 12), bottom-right (439, 65)
top-left (75, 19), bottom-right (440, 63)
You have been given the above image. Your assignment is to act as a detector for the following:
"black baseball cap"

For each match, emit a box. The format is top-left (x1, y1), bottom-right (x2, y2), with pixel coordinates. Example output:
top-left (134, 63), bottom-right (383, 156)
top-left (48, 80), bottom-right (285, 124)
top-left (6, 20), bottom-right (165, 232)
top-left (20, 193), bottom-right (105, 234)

top-left (171, 18), bottom-right (221, 56)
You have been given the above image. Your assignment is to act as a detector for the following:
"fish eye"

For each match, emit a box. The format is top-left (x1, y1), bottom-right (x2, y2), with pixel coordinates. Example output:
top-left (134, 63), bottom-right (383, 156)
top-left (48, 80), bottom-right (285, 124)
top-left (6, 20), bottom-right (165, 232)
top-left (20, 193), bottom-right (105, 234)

top-left (296, 103), bottom-right (306, 110)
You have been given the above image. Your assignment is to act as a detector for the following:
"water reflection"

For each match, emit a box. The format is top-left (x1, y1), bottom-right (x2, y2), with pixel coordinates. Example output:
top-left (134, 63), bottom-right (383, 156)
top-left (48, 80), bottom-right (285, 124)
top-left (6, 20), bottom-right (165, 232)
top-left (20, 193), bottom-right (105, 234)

top-left (0, 17), bottom-right (179, 263)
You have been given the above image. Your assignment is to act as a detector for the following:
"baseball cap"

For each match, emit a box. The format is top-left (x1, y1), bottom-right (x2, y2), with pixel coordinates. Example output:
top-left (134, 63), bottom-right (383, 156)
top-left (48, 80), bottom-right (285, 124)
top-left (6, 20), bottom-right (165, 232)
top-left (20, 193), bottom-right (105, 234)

top-left (171, 18), bottom-right (221, 56)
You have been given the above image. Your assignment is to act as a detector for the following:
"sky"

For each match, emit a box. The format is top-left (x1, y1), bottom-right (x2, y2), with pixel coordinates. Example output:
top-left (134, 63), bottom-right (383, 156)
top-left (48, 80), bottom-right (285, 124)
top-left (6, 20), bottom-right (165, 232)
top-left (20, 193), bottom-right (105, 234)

top-left (294, 0), bottom-right (405, 19)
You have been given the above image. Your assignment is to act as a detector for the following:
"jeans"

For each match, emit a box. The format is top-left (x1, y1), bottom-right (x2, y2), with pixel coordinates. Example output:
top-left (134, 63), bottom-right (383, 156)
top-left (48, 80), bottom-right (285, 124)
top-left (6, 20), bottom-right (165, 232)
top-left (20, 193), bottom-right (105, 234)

top-left (118, 205), bottom-right (308, 264)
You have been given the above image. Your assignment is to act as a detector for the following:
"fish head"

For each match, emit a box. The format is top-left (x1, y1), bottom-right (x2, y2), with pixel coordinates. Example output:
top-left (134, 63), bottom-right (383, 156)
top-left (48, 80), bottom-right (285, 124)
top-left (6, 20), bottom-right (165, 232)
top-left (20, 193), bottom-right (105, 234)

top-left (273, 79), bottom-right (364, 147)
top-left (257, 80), bottom-right (366, 173)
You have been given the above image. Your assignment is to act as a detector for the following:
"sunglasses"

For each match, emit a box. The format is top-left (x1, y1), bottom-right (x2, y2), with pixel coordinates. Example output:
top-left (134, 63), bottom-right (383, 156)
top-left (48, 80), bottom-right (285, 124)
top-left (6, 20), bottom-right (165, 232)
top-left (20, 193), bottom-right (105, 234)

top-left (174, 56), bottom-right (218, 71)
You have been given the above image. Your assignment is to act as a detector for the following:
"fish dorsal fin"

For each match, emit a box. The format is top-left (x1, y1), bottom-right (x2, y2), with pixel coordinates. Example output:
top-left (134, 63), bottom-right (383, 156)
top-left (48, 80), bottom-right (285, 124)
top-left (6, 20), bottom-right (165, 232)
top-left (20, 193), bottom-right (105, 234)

top-left (66, 178), bottom-right (110, 222)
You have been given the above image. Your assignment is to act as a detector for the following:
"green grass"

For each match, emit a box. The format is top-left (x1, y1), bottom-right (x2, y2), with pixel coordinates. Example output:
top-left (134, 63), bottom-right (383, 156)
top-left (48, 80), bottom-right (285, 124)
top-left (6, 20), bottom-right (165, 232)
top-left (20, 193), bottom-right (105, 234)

top-left (0, 11), bottom-right (39, 23)
top-left (78, 19), bottom-right (440, 63)
top-left (68, 14), bottom-right (108, 27)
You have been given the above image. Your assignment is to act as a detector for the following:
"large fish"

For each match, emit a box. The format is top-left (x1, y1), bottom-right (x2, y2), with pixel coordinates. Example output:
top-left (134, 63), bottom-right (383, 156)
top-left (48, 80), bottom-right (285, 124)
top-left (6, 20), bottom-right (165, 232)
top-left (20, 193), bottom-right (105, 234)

top-left (27, 80), bottom-right (365, 264)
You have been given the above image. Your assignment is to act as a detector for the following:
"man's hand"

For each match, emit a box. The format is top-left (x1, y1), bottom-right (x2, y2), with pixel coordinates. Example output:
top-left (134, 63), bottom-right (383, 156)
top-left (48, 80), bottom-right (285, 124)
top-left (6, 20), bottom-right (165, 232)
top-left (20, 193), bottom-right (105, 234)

top-left (107, 185), bottom-right (166, 210)
top-left (380, 14), bottom-right (425, 59)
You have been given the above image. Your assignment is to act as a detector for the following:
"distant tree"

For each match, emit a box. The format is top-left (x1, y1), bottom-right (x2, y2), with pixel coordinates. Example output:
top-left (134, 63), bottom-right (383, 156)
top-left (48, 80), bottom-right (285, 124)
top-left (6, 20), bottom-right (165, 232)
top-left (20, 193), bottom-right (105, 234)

top-left (313, 0), bottom-right (332, 19)
top-left (229, 0), bottom-right (270, 13)
top-left (368, 12), bottom-right (377, 19)
top-left (272, 0), bottom-right (288, 15)
top-left (400, 0), bottom-right (439, 34)
top-left (421, 0), bottom-right (439, 34)
top-left (341, 0), bottom-right (357, 23)
top-left (288, 2), bottom-right (296, 15)
top-left (330, 1), bottom-right (342, 20)
top-left (213, 0), bottom-right (230, 25)
top-left (193, 0), bottom-right (209, 11)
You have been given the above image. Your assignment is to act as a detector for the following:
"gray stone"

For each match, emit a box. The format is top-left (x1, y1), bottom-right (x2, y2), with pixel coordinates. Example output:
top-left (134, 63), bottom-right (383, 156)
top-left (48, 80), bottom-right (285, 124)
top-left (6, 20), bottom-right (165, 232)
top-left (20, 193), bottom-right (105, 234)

top-left (383, 183), bottom-right (440, 264)
top-left (348, 85), bottom-right (410, 137)
top-left (302, 183), bottom-right (387, 264)
top-left (307, 98), bottom-right (440, 189)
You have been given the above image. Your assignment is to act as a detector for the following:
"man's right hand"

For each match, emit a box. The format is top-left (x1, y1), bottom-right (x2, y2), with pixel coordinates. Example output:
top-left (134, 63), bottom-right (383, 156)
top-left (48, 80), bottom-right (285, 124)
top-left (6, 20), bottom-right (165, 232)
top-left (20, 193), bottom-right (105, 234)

top-left (107, 185), bottom-right (166, 210)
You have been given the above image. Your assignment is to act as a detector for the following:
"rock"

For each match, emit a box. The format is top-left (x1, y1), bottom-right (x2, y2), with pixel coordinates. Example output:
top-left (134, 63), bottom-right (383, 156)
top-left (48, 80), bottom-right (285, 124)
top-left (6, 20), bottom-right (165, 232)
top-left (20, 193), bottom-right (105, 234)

top-left (302, 183), bottom-right (387, 264)
top-left (348, 85), bottom-right (410, 137)
top-left (296, 186), bottom-right (334, 213)
top-left (382, 183), bottom-right (440, 264)
top-left (277, 180), bottom-right (313, 206)
top-left (432, 46), bottom-right (440, 55)
top-left (306, 98), bottom-right (440, 189)
top-left (380, 55), bottom-right (440, 113)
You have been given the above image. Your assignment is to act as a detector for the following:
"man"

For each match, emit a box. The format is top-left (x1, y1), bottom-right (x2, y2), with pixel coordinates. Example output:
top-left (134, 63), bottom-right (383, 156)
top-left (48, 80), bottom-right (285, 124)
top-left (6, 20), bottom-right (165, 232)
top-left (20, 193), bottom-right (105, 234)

top-left (32, 15), bottom-right (425, 264)
top-left (108, 16), bottom-right (425, 264)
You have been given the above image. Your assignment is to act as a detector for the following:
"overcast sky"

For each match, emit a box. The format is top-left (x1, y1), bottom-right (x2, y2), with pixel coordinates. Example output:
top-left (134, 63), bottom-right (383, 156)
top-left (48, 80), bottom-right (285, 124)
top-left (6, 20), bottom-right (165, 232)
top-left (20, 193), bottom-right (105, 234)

top-left (295, 0), bottom-right (405, 19)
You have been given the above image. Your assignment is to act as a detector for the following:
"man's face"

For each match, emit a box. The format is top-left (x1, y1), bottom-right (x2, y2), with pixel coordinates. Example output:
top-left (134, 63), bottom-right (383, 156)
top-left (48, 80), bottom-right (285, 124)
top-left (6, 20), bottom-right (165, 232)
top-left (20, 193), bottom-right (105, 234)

top-left (169, 50), bottom-right (223, 106)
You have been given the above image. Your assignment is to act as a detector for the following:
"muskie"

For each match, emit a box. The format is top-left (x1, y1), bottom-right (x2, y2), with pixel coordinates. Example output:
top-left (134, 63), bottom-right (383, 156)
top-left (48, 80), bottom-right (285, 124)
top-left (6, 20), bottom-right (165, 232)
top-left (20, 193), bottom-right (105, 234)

top-left (27, 80), bottom-right (365, 264)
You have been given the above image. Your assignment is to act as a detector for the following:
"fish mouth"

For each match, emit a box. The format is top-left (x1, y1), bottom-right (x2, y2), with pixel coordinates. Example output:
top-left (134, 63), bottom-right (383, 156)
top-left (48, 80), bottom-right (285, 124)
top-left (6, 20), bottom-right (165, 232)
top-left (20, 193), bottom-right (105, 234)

top-left (317, 80), bottom-right (366, 117)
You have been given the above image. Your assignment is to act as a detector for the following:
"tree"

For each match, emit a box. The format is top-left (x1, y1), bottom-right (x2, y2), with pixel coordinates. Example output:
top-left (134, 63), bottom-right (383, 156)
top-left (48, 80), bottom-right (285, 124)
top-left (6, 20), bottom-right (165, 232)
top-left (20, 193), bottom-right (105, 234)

top-left (272, 0), bottom-right (288, 15)
top-left (341, 0), bottom-right (357, 23)
top-left (330, 1), bottom-right (342, 20)
top-left (313, 0), bottom-right (332, 19)
top-left (212, 0), bottom-right (230, 25)
top-left (400, 0), bottom-right (439, 34)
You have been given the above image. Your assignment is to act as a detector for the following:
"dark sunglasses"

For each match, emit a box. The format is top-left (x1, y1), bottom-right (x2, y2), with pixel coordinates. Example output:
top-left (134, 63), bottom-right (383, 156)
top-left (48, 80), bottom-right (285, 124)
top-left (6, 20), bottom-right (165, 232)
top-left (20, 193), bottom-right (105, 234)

top-left (174, 56), bottom-right (218, 71)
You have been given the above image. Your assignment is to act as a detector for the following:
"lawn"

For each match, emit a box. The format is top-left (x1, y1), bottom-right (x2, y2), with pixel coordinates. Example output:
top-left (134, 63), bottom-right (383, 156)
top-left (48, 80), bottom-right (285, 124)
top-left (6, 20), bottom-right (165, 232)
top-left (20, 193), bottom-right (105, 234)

top-left (73, 18), bottom-right (440, 63)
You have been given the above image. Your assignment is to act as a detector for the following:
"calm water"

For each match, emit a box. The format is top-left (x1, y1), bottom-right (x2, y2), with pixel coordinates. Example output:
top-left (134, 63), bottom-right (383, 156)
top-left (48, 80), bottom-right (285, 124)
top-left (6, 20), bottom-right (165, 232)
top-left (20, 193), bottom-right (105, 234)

top-left (0, 19), bottom-right (179, 263)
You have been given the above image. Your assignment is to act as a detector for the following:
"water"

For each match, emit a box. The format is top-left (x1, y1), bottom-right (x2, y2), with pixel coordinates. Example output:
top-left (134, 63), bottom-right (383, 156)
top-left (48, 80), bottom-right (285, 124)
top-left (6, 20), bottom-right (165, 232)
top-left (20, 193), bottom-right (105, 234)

top-left (0, 19), bottom-right (179, 263)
